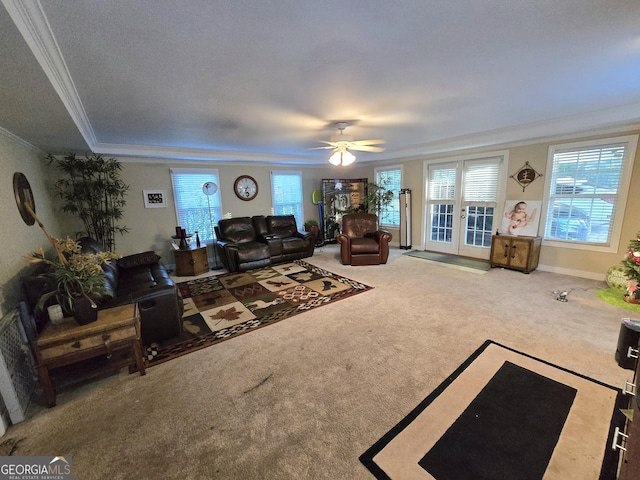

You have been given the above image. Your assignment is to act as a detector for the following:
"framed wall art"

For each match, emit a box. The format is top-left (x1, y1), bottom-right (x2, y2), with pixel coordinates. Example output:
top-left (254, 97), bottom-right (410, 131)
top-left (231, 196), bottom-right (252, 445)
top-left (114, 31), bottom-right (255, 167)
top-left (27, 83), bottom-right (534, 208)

top-left (499, 200), bottom-right (541, 236)
top-left (143, 190), bottom-right (167, 208)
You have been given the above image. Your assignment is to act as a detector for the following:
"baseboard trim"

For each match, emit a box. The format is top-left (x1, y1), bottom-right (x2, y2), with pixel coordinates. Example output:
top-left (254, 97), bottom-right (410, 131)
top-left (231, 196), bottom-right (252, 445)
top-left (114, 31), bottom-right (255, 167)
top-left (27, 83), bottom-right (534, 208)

top-left (537, 263), bottom-right (605, 281)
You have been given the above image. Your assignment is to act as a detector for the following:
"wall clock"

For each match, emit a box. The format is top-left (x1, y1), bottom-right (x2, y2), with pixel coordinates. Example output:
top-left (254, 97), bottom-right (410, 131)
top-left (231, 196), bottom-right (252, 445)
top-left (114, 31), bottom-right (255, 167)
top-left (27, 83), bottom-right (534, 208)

top-left (234, 175), bottom-right (258, 201)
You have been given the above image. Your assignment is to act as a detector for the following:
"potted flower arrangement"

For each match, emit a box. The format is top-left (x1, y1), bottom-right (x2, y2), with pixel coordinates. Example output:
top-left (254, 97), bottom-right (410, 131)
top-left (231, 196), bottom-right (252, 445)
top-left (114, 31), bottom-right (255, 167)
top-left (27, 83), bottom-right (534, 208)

top-left (26, 237), bottom-right (118, 324)
top-left (622, 232), bottom-right (640, 303)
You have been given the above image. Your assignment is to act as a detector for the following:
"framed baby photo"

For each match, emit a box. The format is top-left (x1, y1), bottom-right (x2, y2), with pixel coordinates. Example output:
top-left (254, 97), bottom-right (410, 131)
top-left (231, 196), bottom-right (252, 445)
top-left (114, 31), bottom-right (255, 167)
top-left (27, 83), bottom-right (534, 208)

top-left (143, 190), bottom-right (167, 208)
top-left (499, 200), bottom-right (541, 236)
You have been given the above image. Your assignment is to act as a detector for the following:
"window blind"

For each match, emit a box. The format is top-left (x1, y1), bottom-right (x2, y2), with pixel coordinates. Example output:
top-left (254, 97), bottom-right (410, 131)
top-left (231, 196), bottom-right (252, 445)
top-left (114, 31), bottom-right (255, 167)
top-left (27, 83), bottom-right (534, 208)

top-left (545, 142), bottom-right (627, 244)
top-left (270, 170), bottom-right (303, 227)
top-left (463, 161), bottom-right (499, 202)
top-left (170, 168), bottom-right (222, 243)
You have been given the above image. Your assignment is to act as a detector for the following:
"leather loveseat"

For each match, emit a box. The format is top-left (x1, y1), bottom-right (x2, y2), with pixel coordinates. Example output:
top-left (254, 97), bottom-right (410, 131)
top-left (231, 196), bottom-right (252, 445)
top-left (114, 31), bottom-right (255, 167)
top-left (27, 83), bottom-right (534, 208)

top-left (24, 238), bottom-right (184, 345)
top-left (216, 215), bottom-right (315, 272)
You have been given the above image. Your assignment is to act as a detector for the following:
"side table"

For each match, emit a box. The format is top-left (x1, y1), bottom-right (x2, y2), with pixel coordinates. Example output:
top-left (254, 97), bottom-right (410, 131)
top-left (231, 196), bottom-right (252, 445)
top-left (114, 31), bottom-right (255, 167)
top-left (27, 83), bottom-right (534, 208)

top-left (35, 304), bottom-right (146, 407)
top-left (174, 246), bottom-right (209, 276)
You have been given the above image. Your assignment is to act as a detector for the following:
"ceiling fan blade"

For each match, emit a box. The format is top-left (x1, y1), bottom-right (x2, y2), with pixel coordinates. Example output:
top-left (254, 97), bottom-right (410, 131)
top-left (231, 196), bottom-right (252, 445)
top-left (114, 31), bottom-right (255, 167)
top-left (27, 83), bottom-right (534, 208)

top-left (309, 145), bottom-right (335, 150)
top-left (349, 145), bottom-right (385, 153)
top-left (350, 139), bottom-right (386, 146)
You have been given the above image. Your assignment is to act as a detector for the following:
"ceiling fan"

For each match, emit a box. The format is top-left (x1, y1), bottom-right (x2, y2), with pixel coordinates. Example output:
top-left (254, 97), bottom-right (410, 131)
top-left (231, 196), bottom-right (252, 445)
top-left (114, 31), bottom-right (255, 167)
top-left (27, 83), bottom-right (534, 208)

top-left (313, 122), bottom-right (385, 166)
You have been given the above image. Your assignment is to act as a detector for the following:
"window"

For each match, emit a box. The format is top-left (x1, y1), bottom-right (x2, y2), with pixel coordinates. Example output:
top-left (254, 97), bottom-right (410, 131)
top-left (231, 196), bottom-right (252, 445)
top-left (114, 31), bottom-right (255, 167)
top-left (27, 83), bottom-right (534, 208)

top-left (271, 170), bottom-right (303, 226)
top-left (375, 166), bottom-right (402, 227)
top-left (170, 168), bottom-right (222, 243)
top-left (543, 135), bottom-right (637, 250)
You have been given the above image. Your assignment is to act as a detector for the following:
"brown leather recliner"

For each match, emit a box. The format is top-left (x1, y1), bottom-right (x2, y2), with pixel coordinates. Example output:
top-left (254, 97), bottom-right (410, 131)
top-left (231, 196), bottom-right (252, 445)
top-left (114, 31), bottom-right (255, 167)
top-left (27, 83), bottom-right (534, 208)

top-left (337, 213), bottom-right (392, 266)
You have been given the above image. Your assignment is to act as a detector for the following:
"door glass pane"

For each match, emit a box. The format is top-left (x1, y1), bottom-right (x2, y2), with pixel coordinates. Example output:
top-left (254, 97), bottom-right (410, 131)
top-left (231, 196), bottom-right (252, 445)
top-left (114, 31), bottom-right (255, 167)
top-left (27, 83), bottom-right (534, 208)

top-left (466, 206), bottom-right (494, 247)
top-left (430, 203), bottom-right (454, 243)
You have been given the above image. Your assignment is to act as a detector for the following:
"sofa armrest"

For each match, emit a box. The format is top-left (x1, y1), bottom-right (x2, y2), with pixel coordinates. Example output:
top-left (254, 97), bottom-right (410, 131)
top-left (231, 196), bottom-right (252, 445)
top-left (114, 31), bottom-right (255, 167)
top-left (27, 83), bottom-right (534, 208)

top-left (103, 284), bottom-right (183, 344)
top-left (257, 234), bottom-right (283, 256)
top-left (374, 230), bottom-right (392, 244)
top-left (296, 230), bottom-right (314, 241)
top-left (337, 234), bottom-right (352, 264)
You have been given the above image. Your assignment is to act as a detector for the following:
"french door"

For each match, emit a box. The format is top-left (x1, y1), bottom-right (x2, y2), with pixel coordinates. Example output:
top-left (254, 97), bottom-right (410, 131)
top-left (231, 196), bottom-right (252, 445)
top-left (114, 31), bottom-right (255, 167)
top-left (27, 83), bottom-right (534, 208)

top-left (424, 154), bottom-right (506, 259)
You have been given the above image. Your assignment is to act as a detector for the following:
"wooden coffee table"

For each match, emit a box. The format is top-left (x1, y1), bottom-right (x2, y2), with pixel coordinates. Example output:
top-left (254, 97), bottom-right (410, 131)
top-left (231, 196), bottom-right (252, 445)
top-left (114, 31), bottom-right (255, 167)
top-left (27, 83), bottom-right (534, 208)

top-left (35, 303), bottom-right (146, 407)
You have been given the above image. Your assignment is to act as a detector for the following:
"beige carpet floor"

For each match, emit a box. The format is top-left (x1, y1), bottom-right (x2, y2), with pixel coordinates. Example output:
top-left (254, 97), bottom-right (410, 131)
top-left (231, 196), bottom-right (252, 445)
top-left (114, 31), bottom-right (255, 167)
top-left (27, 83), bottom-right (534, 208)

top-left (3, 244), bottom-right (631, 479)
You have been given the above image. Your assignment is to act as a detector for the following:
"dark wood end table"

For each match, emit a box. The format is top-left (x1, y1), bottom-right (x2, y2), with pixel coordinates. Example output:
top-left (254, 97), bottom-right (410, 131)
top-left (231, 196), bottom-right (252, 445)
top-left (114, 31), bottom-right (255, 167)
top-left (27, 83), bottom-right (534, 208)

top-left (35, 303), bottom-right (146, 407)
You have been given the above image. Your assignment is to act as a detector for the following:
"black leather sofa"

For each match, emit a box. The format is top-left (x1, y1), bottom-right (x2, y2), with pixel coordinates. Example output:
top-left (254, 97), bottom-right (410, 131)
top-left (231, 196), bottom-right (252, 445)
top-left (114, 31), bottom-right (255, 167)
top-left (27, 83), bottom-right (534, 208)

top-left (216, 215), bottom-right (315, 272)
top-left (24, 238), bottom-right (183, 345)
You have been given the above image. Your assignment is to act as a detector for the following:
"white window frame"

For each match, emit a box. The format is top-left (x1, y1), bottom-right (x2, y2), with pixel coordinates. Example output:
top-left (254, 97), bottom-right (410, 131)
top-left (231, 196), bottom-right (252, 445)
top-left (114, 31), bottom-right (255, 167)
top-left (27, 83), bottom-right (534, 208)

top-left (170, 167), bottom-right (223, 244)
top-left (374, 165), bottom-right (403, 228)
top-left (541, 134), bottom-right (638, 253)
top-left (270, 170), bottom-right (304, 227)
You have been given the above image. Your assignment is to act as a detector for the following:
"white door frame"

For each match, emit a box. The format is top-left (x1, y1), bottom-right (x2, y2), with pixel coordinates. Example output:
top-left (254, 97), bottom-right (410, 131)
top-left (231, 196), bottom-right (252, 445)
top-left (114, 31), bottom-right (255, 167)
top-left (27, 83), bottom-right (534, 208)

top-left (421, 150), bottom-right (509, 256)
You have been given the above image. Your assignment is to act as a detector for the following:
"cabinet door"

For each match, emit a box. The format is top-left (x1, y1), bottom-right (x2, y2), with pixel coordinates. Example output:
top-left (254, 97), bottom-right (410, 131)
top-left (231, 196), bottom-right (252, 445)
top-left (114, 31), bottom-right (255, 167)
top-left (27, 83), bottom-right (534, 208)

top-left (490, 236), bottom-right (511, 267)
top-left (508, 237), bottom-right (532, 270)
top-left (192, 247), bottom-right (209, 274)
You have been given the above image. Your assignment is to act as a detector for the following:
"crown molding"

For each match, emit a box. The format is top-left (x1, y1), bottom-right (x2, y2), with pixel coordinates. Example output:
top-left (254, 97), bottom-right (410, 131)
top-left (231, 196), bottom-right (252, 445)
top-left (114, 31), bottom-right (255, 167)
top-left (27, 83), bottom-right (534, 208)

top-left (383, 102), bottom-right (640, 161)
top-left (92, 142), bottom-right (323, 165)
top-left (0, 125), bottom-right (44, 154)
top-left (2, 0), bottom-right (97, 147)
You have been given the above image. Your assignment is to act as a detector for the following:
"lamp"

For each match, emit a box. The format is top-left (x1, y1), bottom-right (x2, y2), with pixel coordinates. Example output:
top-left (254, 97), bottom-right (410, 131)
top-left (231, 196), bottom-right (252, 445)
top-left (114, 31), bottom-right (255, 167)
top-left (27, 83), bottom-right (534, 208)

top-left (328, 146), bottom-right (356, 166)
top-left (202, 181), bottom-right (223, 270)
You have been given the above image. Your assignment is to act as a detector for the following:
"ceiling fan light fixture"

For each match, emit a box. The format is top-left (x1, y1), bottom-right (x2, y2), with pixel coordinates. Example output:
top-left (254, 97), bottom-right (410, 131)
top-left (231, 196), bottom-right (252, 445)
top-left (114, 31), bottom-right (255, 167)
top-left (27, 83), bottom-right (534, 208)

top-left (329, 147), bottom-right (355, 166)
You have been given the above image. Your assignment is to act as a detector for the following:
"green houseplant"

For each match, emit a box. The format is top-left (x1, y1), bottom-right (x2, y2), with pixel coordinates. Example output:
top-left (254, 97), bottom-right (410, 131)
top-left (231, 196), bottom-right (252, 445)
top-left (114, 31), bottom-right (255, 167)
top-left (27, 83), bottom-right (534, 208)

top-left (47, 151), bottom-right (130, 252)
top-left (365, 177), bottom-right (395, 220)
top-left (303, 219), bottom-right (320, 238)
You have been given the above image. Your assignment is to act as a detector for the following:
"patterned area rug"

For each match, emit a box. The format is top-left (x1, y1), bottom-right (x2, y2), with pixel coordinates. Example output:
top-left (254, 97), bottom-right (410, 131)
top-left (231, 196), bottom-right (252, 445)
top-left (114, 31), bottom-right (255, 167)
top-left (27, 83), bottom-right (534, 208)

top-left (145, 260), bottom-right (372, 366)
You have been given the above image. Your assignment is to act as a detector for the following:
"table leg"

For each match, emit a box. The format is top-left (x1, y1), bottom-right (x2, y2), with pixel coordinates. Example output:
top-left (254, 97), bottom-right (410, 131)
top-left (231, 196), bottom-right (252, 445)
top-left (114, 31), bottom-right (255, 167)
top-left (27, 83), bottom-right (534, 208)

top-left (37, 364), bottom-right (56, 407)
top-left (129, 340), bottom-right (146, 376)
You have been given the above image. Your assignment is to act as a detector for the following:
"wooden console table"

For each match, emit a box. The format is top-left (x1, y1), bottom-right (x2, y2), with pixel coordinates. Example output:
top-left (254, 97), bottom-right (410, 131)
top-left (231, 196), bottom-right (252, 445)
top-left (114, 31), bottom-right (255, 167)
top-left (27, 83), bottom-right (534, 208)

top-left (35, 304), bottom-right (145, 407)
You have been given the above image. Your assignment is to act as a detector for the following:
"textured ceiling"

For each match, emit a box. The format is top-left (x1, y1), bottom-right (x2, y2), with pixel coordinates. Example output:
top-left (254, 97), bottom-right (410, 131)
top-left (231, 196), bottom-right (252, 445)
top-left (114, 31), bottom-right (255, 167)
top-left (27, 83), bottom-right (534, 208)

top-left (2, 0), bottom-right (640, 165)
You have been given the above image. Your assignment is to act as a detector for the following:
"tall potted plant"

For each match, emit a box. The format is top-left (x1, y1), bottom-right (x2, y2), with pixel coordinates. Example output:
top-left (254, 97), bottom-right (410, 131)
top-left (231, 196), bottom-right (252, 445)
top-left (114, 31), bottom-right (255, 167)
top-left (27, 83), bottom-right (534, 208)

top-left (47, 152), bottom-right (129, 252)
top-left (365, 177), bottom-right (395, 221)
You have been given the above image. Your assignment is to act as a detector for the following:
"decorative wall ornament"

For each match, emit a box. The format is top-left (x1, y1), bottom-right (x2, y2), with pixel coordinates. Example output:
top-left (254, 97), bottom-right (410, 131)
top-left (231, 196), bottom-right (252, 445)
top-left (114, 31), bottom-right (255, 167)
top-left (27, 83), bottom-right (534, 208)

top-left (13, 172), bottom-right (35, 225)
top-left (510, 161), bottom-right (542, 191)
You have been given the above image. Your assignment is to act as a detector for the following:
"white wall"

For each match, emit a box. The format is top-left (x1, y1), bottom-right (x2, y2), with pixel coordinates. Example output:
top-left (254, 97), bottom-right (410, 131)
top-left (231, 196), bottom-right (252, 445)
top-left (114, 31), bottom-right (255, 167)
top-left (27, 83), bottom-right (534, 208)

top-left (0, 129), bottom-right (64, 316)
